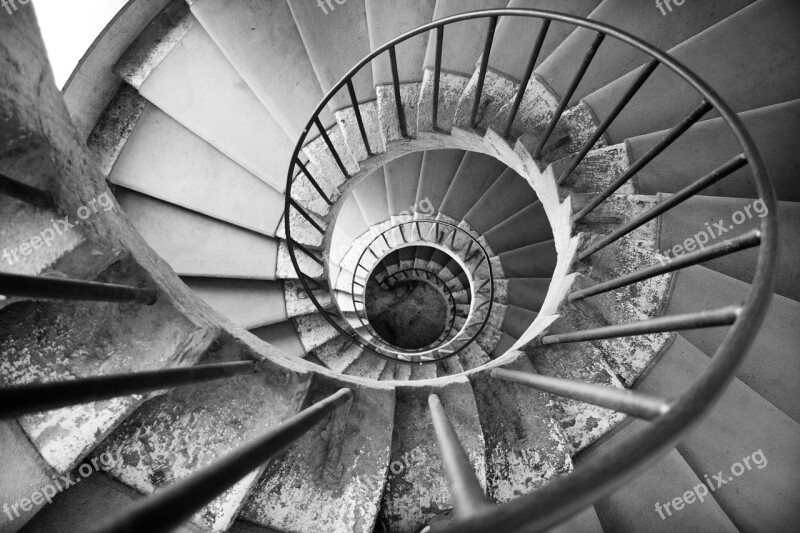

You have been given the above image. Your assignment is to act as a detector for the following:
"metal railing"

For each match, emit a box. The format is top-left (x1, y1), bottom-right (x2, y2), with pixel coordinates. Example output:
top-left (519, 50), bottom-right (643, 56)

top-left (0, 7), bottom-right (775, 533)
top-left (281, 7), bottom-right (777, 532)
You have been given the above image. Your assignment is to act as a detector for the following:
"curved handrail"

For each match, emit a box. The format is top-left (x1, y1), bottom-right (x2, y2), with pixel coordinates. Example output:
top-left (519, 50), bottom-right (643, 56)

top-left (282, 8), bottom-right (777, 531)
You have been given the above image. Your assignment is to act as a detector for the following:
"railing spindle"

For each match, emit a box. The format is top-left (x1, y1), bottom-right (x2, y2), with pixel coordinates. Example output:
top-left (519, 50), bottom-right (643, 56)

top-left (532, 32), bottom-right (606, 159)
top-left (503, 19), bottom-right (550, 138)
top-left (314, 117), bottom-right (349, 178)
top-left (570, 230), bottom-right (761, 300)
top-left (0, 273), bottom-right (157, 304)
top-left (0, 362), bottom-right (256, 419)
top-left (432, 26), bottom-right (444, 130)
top-left (388, 46), bottom-right (408, 138)
top-left (428, 394), bottom-right (490, 519)
top-left (471, 16), bottom-right (499, 128)
top-left (558, 59), bottom-right (660, 184)
top-left (492, 368), bottom-right (671, 419)
top-left (346, 79), bottom-right (373, 156)
top-left (541, 306), bottom-right (740, 345)
top-left (579, 153), bottom-right (748, 259)
top-left (288, 198), bottom-right (326, 234)
top-left (574, 99), bottom-right (713, 221)
top-left (92, 389), bottom-right (353, 533)
top-left (295, 160), bottom-right (333, 206)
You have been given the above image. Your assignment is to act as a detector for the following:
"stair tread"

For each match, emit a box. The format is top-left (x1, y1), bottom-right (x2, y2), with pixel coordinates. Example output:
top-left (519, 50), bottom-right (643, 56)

top-left (240, 380), bottom-right (394, 533)
top-left (537, 0), bottom-right (754, 108)
top-left (98, 345), bottom-right (311, 532)
top-left (183, 277), bottom-right (287, 330)
top-left (131, 23), bottom-right (294, 192)
top-left (380, 378), bottom-right (485, 532)
top-left (583, 421), bottom-right (737, 532)
top-left (658, 194), bottom-right (799, 300)
top-left (109, 104), bottom-right (283, 236)
top-left (584, 0), bottom-right (800, 142)
top-left (385, 151), bottom-right (425, 218)
top-left (631, 99), bottom-right (800, 202)
top-left (463, 167), bottom-right (538, 234)
top-left (286, 0), bottom-right (375, 107)
top-left (484, 200), bottom-right (551, 254)
top-left (636, 334), bottom-right (800, 531)
top-left (666, 264), bottom-right (800, 422)
top-left (117, 189), bottom-right (279, 279)
top-left (415, 149), bottom-right (465, 215)
top-left (470, 353), bottom-right (573, 503)
top-left (189, 0), bottom-right (335, 140)
top-left (439, 151), bottom-right (508, 221)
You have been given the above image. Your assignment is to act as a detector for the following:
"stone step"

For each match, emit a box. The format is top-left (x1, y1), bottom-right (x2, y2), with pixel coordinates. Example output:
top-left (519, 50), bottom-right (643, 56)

top-left (312, 335), bottom-right (364, 373)
top-left (582, 421), bottom-right (737, 532)
top-left (352, 166), bottom-right (390, 226)
top-left (366, 0), bottom-right (434, 141)
top-left (484, 200), bottom-right (552, 254)
top-left (415, 149), bottom-right (466, 215)
top-left (16, 471), bottom-right (198, 533)
top-left (116, 189), bottom-right (279, 279)
top-left (380, 377), bottom-right (486, 532)
top-left (109, 103), bottom-right (284, 236)
top-left (439, 151), bottom-right (508, 221)
top-left (470, 351), bottom-right (573, 502)
top-left (385, 151), bottom-right (425, 219)
top-left (498, 240), bottom-right (557, 279)
top-left (636, 334), bottom-right (800, 531)
top-left (0, 195), bottom-right (84, 277)
top-left (463, 167), bottom-right (538, 234)
top-left (537, 0), bottom-right (753, 108)
top-left (116, 20), bottom-right (294, 192)
top-left (183, 277), bottom-right (288, 330)
top-left (189, 0), bottom-right (335, 140)
top-left (657, 194), bottom-right (799, 300)
top-left (240, 378), bottom-right (394, 533)
top-left (501, 305), bottom-right (539, 339)
top-left (250, 321), bottom-right (306, 358)
top-left (631, 99), bottom-right (800, 203)
top-left (506, 277), bottom-right (551, 313)
top-left (584, 0), bottom-right (800, 142)
top-left (97, 342), bottom-right (311, 532)
top-left (285, 0), bottom-right (374, 109)
top-left (417, 0), bottom-right (507, 133)
top-left (665, 266), bottom-right (800, 422)
top-left (0, 259), bottom-right (215, 474)
top-left (453, 0), bottom-right (603, 131)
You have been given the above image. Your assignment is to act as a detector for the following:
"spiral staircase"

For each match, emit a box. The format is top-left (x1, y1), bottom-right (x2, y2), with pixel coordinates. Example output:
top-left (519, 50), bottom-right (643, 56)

top-left (1, 0), bottom-right (799, 532)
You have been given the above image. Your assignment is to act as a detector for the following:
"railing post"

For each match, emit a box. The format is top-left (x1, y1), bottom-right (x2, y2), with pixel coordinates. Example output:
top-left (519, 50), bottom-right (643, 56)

top-left (471, 16), bottom-right (499, 128)
top-left (491, 368), bottom-right (671, 420)
top-left (532, 32), bottom-right (605, 159)
top-left (0, 273), bottom-right (157, 305)
top-left (503, 19), bottom-right (550, 138)
top-left (92, 389), bottom-right (353, 533)
top-left (428, 394), bottom-right (489, 519)
top-left (432, 26), bottom-right (444, 130)
top-left (388, 46), bottom-right (409, 138)
top-left (0, 362), bottom-right (256, 419)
